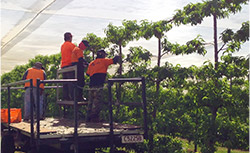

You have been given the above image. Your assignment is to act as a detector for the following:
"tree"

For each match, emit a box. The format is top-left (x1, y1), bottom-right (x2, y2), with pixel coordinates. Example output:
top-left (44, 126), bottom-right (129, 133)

top-left (105, 20), bottom-right (140, 110)
top-left (83, 33), bottom-right (109, 60)
top-left (217, 54), bottom-right (249, 152)
top-left (138, 20), bottom-right (172, 97)
top-left (173, 0), bottom-right (248, 68)
top-left (139, 19), bottom-right (207, 114)
top-left (105, 20), bottom-right (139, 75)
top-left (125, 46), bottom-right (152, 78)
top-left (172, 0), bottom-right (249, 152)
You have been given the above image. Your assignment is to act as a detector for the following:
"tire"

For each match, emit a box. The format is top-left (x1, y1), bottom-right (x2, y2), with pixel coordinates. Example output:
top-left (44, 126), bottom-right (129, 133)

top-left (1, 134), bottom-right (15, 153)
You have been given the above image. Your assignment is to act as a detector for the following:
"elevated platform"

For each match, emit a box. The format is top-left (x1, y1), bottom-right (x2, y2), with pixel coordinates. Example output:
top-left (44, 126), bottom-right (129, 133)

top-left (2, 117), bottom-right (142, 139)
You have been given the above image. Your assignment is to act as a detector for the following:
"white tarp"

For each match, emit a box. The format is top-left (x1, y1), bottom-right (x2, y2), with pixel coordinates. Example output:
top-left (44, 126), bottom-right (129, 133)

top-left (1, 0), bottom-right (249, 74)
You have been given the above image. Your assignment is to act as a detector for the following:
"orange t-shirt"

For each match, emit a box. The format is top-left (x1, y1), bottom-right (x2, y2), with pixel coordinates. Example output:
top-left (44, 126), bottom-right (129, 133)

top-left (86, 58), bottom-right (113, 77)
top-left (61, 41), bottom-right (76, 68)
top-left (71, 47), bottom-right (84, 63)
top-left (24, 68), bottom-right (45, 89)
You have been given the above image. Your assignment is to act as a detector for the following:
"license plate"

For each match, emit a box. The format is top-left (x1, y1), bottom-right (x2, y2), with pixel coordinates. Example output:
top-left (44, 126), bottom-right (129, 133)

top-left (121, 135), bottom-right (144, 143)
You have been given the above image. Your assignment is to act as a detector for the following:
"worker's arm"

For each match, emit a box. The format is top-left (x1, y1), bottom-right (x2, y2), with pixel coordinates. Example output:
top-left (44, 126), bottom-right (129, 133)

top-left (113, 56), bottom-right (121, 64)
top-left (78, 58), bottom-right (89, 67)
top-left (22, 70), bottom-right (29, 80)
top-left (43, 71), bottom-right (46, 80)
top-left (86, 64), bottom-right (91, 76)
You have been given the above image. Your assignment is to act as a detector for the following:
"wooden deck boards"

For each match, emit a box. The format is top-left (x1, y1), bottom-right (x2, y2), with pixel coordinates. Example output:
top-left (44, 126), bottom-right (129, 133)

top-left (8, 117), bottom-right (141, 136)
top-left (10, 122), bottom-right (56, 134)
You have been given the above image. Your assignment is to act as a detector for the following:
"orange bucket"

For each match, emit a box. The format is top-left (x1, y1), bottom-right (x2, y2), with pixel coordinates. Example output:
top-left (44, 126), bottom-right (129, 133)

top-left (1, 108), bottom-right (22, 123)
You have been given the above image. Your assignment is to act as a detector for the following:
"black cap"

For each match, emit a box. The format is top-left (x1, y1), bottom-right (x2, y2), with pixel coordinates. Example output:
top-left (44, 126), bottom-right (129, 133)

top-left (97, 49), bottom-right (107, 55)
top-left (96, 49), bottom-right (108, 58)
top-left (33, 62), bottom-right (43, 69)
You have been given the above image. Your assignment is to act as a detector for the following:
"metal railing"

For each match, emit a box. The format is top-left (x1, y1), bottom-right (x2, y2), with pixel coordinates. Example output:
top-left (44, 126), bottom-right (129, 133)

top-left (2, 77), bottom-right (148, 153)
top-left (2, 79), bottom-right (36, 150)
top-left (36, 79), bottom-right (78, 152)
top-left (107, 77), bottom-right (148, 153)
top-left (2, 79), bottom-right (78, 152)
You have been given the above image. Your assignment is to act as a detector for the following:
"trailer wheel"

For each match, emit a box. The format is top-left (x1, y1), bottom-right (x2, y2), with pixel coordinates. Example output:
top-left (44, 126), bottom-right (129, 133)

top-left (1, 134), bottom-right (15, 153)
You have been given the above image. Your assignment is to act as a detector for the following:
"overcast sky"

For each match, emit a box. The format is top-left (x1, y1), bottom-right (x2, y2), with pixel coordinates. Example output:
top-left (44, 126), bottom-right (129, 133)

top-left (1, 0), bottom-right (249, 74)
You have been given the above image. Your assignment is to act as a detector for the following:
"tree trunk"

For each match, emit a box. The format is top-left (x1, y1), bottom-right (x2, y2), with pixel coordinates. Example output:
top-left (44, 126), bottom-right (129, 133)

top-left (213, 13), bottom-right (218, 70)
top-left (156, 38), bottom-right (161, 93)
top-left (208, 107), bottom-right (218, 153)
top-left (157, 38), bottom-right (161, 67)
top-left (211, 12), bottom-right (218, 153)
top-left (153, 38), bottom-right (162, 118)
top-left (194, 144), bottom-right (198, 152)
top-left (194, 109), bottom-right (199, 152)
top-left (227, 148), bottom-right (231, 153)
top-left (118, 44), bottom-right (122, 76)
top-left (116, 44), bottom-right (122, 108)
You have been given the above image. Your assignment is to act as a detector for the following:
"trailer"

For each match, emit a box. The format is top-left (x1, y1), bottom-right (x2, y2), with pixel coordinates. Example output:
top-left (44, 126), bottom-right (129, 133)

top-left (1, 77), bottom-right (148, 153)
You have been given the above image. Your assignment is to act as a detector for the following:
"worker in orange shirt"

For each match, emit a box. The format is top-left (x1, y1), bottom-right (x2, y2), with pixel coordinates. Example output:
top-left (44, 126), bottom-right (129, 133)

top-left (61, 32), bottom-right (76, 101)
top-left (86, 49), bottom-right (120, 122)
top-left (71, 40), bottom-right (89, 101)
top-left (23, 62), bottom-right (46, 121)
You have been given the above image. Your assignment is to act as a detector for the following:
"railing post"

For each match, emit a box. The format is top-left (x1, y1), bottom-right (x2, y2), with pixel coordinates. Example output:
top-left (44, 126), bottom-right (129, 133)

top-left (36, 79), bottom-right (40, 151)
top-left (108, 80), bottom-right (114, 153)
top-left (7, 86), bottom-right (11, 133)
top-left (74, 85), bottom-right (79, 153)
top-left (141, 77), bottom-right (148, 139)
top-left (30, 79), bottom-right (35, 149)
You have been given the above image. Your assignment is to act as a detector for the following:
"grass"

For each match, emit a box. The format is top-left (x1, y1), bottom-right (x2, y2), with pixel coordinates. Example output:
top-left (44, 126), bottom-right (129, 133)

top-left (180, 138), bottom-right (248, 153)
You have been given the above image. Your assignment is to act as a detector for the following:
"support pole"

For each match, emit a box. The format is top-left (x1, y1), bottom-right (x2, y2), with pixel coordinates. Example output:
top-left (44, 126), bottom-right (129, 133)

top-left (7, 86), bottom-right (11, 133)
top-left (74, 86), bottom-right (79, 153)
top-left (108, 80), bottom-right (114, 153)
top-left (30, 79), bottom-right (35, 149)
top-left (141, 77), bottom-right (148, 139)
top-left (36, 79), bottom-right (40, 151)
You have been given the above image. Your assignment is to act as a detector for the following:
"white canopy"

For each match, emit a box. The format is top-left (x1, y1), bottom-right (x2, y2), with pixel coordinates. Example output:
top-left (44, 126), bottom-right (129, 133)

top-left (1, 0), bottom-right (249, 74)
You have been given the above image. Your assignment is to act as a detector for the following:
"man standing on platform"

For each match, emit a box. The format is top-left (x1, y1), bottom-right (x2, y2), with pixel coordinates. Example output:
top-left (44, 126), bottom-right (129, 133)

top-left (23, 62), bottom-right (46, 121)
top-left (86, 49), bottom-right (120, 122)
top-left (71, 40), bottom-right (89, 101)
top-left (60, 32), bottom-right (76, 101)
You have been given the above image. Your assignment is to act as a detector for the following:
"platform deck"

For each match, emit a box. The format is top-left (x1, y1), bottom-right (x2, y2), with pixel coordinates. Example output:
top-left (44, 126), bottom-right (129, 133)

top-left (7, 117), bottom-right (141, 137)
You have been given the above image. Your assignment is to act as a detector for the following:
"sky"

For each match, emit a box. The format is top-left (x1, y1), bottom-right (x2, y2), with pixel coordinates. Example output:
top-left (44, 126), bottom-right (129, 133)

top-left (1, 0), bottom-right (249, 74)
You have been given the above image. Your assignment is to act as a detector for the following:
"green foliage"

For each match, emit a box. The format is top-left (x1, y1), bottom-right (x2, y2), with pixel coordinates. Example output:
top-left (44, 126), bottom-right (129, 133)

top-left (150, 135), bottom-right (183, 153)
top-left (126, 135), bottom-right (183, 153)
top-left (83, 33), bottom-right (109, 60)
top-left (221, 21), bottom-right (249, 53)
top-left (151, 20), bottom-right (172, 39)
top-left (125, 46), bottom-right (152, 78)
top-left (105, 20), bottom-right (139, 47)
top-left (173, 0), bottom-right (248, 26)
top-left (138, 20), bottom-right (154, 40)
top-left (105, 20), bottom-right (140, 75)
top-left (217, 115), bottom-right (249, 151)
